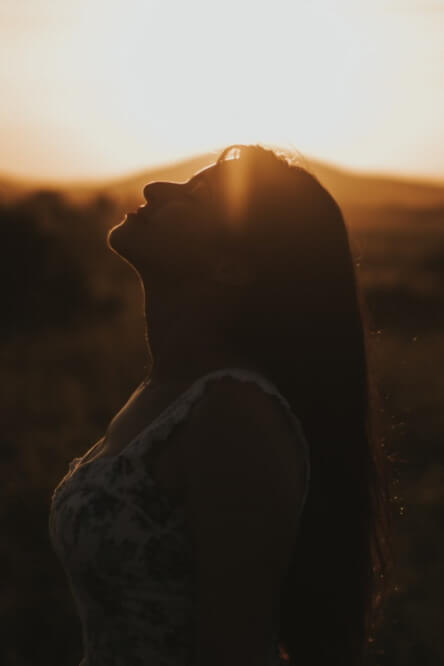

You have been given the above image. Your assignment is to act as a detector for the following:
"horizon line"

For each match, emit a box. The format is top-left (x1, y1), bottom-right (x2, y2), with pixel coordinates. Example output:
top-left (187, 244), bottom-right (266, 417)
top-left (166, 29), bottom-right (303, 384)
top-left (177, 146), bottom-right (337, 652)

top-left (1, 150), bottom-right (444, 191)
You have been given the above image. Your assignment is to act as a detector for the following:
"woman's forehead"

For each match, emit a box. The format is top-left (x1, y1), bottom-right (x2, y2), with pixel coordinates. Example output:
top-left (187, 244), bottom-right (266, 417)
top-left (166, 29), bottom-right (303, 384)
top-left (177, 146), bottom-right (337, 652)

top-left (191, 159), bottom-right (240, 184)
top-left (189, 161), bottom-right (255, 206)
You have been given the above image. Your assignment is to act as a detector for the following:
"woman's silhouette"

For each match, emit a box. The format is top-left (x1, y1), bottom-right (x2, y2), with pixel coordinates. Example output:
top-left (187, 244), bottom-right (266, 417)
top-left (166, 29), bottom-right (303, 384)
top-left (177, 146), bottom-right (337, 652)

top-left (49, 144), bottom-right (395, 666)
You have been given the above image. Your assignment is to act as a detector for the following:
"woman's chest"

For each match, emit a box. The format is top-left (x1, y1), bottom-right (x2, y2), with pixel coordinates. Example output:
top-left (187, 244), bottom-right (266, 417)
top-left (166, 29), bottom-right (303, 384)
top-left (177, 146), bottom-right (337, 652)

top-left (89, 385), bottom-right (189, 500)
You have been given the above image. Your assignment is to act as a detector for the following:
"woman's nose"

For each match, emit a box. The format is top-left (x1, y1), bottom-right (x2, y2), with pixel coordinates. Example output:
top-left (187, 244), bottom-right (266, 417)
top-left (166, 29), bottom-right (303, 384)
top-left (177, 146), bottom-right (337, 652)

top-left (143, 181), bottom-right (177, 205)
top-left (143, 182), bottom-right (157, 204)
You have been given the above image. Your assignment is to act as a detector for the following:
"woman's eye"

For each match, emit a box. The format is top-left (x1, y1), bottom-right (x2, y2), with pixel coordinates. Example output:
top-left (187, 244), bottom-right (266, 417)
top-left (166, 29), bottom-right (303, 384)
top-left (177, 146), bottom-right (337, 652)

top-left (182, 178), bottom-right (209, 203)
top-left (194, 178), bottom-right (209, 193)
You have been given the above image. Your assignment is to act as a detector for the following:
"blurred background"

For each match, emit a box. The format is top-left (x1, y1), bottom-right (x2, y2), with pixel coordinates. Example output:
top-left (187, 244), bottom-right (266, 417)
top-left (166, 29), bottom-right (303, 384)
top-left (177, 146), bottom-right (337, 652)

top-left (1, 1), bottom-right (443, 665)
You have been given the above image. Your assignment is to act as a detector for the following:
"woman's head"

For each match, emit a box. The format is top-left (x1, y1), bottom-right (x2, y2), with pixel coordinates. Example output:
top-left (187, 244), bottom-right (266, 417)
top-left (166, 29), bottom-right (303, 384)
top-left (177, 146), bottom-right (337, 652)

top-left (108, 144), bottom-right (360, 349)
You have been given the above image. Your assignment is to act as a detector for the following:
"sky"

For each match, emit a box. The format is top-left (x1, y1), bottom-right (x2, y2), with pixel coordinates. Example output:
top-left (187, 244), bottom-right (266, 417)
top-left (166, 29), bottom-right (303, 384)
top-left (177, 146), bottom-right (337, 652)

top-left (1, 0), bottom-right (444, 184)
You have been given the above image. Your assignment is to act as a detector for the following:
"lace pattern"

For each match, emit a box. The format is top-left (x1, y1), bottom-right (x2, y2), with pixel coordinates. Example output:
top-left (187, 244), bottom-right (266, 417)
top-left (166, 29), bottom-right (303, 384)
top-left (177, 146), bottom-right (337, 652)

top-left (49, 367), bottom-right (311, 666)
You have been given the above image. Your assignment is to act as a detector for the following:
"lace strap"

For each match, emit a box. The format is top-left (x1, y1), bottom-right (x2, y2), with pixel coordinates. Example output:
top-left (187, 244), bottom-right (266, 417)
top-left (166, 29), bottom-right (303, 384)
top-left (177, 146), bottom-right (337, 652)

top-left (132, 366), bottom-right (311, 514)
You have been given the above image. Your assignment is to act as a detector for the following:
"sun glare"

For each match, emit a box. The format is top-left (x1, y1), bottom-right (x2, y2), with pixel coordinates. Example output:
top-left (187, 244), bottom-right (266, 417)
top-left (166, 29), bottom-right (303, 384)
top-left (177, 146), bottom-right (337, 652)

top-left (0, 0), bottom-right (443, 181)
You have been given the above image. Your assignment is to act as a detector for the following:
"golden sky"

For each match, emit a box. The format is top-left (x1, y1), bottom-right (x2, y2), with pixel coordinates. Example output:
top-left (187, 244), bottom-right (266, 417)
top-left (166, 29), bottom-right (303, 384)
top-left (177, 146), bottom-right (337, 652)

top-left (1, 0), bottom-right (444, 183)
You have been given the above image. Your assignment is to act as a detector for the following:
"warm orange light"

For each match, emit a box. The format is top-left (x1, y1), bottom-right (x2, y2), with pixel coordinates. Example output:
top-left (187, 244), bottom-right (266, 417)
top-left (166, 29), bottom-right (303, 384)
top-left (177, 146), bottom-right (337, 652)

top-left (0, 1), bottom-right (443, 182)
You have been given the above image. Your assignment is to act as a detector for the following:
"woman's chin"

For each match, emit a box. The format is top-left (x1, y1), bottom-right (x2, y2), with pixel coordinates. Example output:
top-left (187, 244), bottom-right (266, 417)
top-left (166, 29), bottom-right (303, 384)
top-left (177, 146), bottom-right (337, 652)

top-left (106, 222), bottom-right (136, 261)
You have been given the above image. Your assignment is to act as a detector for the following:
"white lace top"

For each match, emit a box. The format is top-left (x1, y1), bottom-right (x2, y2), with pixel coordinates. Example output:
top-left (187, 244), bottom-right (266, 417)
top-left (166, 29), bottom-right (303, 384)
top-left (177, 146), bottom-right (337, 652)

top-left (49, 367), bottom-right (311, 666)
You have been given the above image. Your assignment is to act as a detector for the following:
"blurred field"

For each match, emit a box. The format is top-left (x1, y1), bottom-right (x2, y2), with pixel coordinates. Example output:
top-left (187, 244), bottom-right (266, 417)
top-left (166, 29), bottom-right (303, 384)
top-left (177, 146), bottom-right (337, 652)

top-left (1, 156), bottom-right (443, 666)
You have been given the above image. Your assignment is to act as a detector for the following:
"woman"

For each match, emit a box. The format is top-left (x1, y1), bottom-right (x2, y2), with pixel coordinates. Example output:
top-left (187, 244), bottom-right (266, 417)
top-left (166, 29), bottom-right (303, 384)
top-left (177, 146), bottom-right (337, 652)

top-left (49, 144), bottom-right (395, 666)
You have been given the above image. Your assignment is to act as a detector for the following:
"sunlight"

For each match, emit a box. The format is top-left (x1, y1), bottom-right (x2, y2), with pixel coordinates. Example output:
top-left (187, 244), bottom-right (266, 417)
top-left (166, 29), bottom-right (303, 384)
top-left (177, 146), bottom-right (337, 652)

top-left (219, 149), bottom-right (251, 233)
top-left (1, 0), bottom-right (443, 181)
top-left (100, 0), bottom-right (376, 171)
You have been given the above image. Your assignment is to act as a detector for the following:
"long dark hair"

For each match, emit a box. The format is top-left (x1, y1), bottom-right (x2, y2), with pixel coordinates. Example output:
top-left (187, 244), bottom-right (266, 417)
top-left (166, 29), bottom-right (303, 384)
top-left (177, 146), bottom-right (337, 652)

top-left (211, 144), bottom-right (396, 666)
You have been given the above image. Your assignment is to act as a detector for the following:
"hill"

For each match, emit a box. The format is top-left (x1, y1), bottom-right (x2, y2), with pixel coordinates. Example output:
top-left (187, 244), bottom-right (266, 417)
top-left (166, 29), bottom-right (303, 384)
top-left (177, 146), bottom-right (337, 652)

top-left (1, 149), bottom-right (443, 214)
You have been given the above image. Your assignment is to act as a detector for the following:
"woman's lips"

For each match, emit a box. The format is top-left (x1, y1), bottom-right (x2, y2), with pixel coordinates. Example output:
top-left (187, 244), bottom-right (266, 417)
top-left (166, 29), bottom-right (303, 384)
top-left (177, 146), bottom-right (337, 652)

top-left (124, 212), bottom-right (137, 221)
top-left (126, 207), bottom-right (149, 221)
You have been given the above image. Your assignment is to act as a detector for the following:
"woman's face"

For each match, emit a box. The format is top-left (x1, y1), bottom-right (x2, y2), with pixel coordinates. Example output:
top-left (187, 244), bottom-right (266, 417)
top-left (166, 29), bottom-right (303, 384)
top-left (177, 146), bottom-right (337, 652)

top-left (107, 163), bottom-right (228, 285)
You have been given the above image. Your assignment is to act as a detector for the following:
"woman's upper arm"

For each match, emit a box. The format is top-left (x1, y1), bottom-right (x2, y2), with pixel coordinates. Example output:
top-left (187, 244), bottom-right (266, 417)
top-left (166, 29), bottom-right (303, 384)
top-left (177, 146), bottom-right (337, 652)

top-left (182, 377), bottom-right (306, 666)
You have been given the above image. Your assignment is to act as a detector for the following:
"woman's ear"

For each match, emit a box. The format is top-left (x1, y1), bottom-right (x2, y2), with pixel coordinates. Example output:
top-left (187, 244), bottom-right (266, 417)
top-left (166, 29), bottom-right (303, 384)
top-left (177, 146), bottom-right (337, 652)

top-left (210, 254), bottom-right (256, 287)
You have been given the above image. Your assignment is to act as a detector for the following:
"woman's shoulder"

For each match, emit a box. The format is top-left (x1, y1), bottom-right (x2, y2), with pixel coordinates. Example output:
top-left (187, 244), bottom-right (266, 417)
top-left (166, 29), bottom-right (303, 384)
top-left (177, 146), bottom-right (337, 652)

top-left (188, 370), bottom-right (295, 433)
top-left (180, 372), bottom-right (304, 474)
top-left (182, 367), bottom-right (309, 487)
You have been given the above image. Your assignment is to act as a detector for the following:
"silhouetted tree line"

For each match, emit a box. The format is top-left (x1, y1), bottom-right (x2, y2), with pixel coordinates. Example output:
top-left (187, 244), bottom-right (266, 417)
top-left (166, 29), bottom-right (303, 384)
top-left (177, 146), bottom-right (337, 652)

top-left (0, 190), bottom-right (128, 341)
